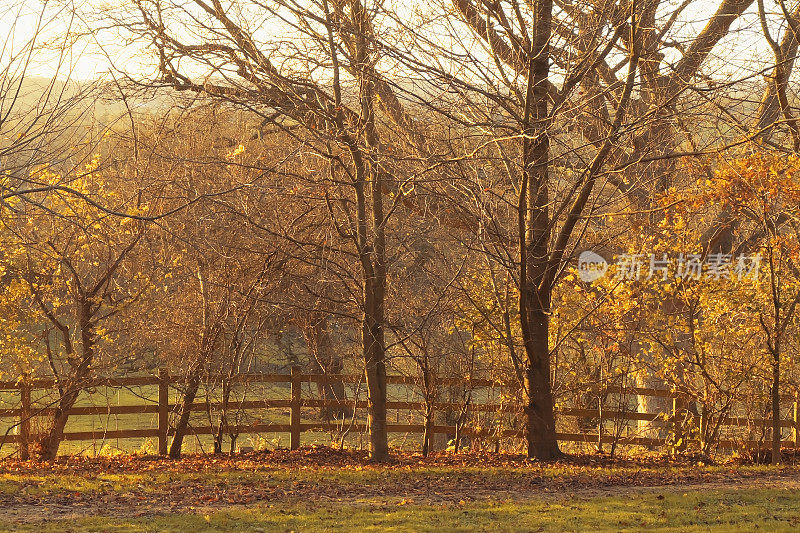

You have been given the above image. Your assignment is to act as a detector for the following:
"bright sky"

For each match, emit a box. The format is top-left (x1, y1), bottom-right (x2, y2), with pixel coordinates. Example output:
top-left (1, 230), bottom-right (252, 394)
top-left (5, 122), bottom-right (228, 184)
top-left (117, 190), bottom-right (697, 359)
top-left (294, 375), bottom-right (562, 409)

top-left (0, 0), bottom-right (786, 83)
top-left (0, 0), bottom-right (151, 81)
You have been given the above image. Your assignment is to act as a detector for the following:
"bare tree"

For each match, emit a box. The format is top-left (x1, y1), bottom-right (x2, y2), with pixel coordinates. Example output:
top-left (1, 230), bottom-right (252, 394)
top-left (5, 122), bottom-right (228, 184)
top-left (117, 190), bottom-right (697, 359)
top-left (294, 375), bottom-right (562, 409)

top-left (104, 0), bottom-right (460, 461)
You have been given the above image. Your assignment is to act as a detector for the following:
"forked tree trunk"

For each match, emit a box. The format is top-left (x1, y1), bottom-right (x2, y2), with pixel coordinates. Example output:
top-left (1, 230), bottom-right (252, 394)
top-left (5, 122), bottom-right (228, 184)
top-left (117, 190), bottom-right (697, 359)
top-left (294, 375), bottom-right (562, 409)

top-left (38, 302), bottom-right (95, 461)
top-left (38, 385), bottom-right (82, 461)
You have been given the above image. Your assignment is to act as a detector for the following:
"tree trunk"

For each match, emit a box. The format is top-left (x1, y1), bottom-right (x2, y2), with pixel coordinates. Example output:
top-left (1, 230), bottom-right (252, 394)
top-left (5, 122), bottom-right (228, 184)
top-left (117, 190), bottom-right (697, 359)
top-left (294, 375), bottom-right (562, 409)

top-left (755, 2), bottom-right (800, 142)
top-left (353, 21), bottom-right (390, 461)
top-left (422, 406), bottom-right (433, 457)
top-left (169, 363), bottom-right (202, 459)
top-left (420, 357), bottom-right (435, 457)
top-left (772, 351), bottom-right (781, 464)
top-left (363, 275), bottom-right (389, 461)
top-left (38, 385), bottom-right (80, 461)
top-left (521, 299), bottom-right (561, 460)
top-left (38, 301), bottom-right (95, 461)
top-left (518, 0), bottom-right (561, 462)
top-left (213, 430), bottom-right (223, 454)
top-left (229, 433), bottom-right (237, 454)
top-left (213, 379), bottom-right (234, 454)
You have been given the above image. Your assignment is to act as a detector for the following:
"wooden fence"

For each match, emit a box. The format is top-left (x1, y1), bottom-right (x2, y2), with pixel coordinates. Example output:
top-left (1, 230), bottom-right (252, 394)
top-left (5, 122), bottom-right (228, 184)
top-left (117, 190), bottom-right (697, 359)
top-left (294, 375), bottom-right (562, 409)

top-left (1, 368), bottom-right (799, 455)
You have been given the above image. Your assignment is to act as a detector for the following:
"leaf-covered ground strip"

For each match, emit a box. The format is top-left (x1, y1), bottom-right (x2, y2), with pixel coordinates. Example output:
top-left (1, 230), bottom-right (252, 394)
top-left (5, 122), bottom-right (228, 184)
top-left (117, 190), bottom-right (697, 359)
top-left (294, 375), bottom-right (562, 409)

top-left (1, 447), bottom-right (800, 531)
top-left (3, 488), bottom-right (800, 532)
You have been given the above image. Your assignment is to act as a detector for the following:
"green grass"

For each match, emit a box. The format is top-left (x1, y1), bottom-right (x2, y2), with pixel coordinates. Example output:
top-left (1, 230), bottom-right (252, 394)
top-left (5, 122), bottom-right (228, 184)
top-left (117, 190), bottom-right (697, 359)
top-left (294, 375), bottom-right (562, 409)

top-left (1, 457), bottom-right (799, 531)
top-left (3, 488), bottom-right (800, 532)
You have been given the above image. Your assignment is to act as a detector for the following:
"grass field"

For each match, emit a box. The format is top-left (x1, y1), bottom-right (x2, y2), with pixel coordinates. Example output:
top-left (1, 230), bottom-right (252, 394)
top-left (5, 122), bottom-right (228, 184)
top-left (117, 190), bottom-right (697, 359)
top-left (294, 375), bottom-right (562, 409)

top-left (1, 448), bottom-right (800, 531)
top-left (4, 488), bottom-right (798, 532)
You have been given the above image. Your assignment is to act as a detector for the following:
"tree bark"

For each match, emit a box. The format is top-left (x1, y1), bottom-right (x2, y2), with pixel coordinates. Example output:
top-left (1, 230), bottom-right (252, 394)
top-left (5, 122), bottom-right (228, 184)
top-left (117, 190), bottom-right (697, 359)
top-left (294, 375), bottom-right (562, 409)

top-left (772, 350), bottom-right (781, 464)
top-left (38, 299), bottom-right (95, 461)
top-left (351, 9), bottom-right (391, 461)
top-left (169, 362), bottom-right (202, 459)
top-left (38, 383), bottom-right (81, 461)
top-left (363, 275), bottom-right (389, 461)
top-left (518, 0), bottom-right (561, 461)
top-left (522, 307), bottom-right (561, 460)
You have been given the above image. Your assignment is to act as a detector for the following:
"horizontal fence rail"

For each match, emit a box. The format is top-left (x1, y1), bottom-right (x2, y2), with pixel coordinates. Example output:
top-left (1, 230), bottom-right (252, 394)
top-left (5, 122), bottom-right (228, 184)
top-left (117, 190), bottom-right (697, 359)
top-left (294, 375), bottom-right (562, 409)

top-left (1, 368), bottom-right (798, 456)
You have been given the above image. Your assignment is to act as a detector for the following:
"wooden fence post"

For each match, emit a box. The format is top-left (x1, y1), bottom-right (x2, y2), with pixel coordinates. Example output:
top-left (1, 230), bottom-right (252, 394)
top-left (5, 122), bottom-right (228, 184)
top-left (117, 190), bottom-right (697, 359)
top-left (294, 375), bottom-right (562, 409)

top-left (597, 396), bottom-right (604, 453)
top-left (290, 367), bottom-right (301, 451)
top-left (19, 374), bottom-right (31, 460)
top-left (699, 405), bottom-right (708, 453)
top-left (158, 368), bottom-right (169, 456)
top-left (794, 394), bottom-right (799, 449)
top-left (672, 394), bottom-right (687, 453)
